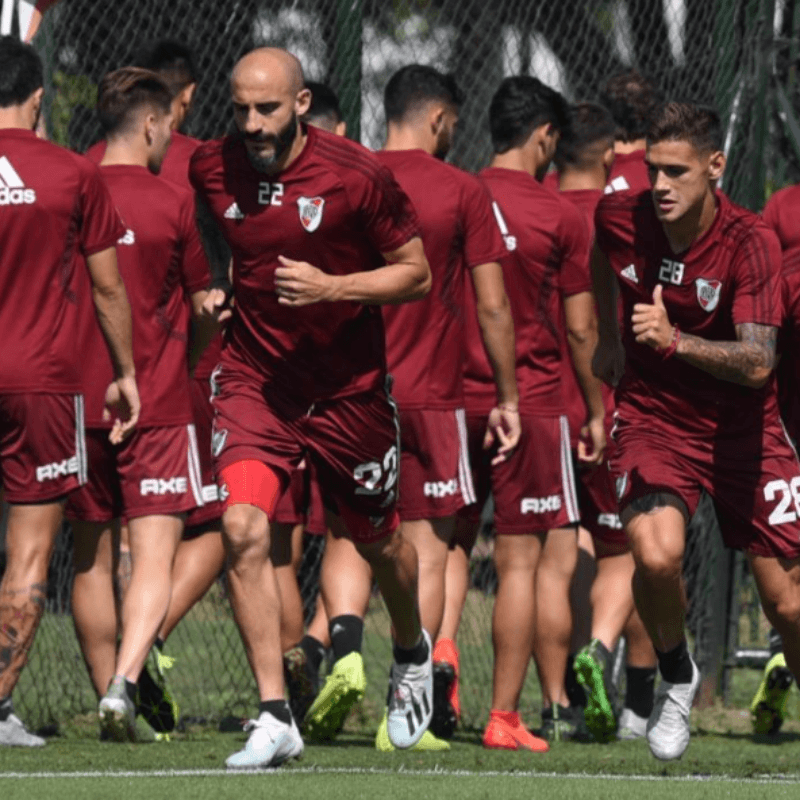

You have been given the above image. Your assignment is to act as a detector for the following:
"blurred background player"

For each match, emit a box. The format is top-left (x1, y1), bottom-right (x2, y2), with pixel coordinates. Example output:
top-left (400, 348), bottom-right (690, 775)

top-left (302, 80), bottom-right (346, 136)
top-left (554, 102), bottom-right (658, 742)
top-left (0, 36), bottom-right (138, 747)
top-left (466, 76), bottom-right (606, 750)
top-left (67, 67), bottom-right (213, 742)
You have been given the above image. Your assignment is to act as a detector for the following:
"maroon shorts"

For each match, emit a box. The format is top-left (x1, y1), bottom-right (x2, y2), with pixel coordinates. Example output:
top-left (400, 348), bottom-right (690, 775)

top-left (611, 414), bottom-right (800, 559)
top-left (66, 424), bottom-right (203, 523)
top-left (185, 376), bottom-right (223, 530)
top-left (397, 407), bottom-right (474, 521)
top-left (272, 461), bottom-right (326, 535)
top-left (0, 393), bottom-right (86, 503)
top-left (459, 412), bottom-right (579, 535)
top-left (575, 453), bottom-right (625, 555)
top-left (211, 367), bottom-right (399, 544)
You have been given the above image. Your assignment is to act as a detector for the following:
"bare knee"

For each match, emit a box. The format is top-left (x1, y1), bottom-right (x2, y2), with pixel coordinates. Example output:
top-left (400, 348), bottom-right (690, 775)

top-left (223, 505), bottom-right (269, 565)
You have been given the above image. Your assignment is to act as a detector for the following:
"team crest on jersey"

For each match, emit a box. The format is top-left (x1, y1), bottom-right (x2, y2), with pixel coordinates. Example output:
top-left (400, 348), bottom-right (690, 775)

top-left (695, 278), bottom-right (722, 312)
top-left (298, 196), bottom-right (325, 232)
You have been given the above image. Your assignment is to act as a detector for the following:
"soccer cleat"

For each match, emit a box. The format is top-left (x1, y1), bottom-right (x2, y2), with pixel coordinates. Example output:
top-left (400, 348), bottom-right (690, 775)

top-left (99, 675), bottom-right (137, 742)
top-left (431, 637), bottom-right (460, 739)
top-left (374, 711), bottom-right (450, 752)
top-left (616, 707), bottom-right (648, 740)
top-left (646, 657), bottom-right (701, 760)
top-left (284, 646), bottom-right (319, 727)
top-left (0, 710), bottom-right (45, 747)
top-left (574, 639), bottom-right (617, 742)
top-left (136, 647), bottom-right (179, 734)
top-left (304, 651), bottom-right (365, 740)
top-left (750, 652), bottom-right (794, 735)
top-left (225, 711), bottom-right (303, 770)
top-left (483, 710), bottom-right (549, 752)
top-left (387, 629), bottom-right (434, 749)
top-left (540, 704), bottom-right (582, 742)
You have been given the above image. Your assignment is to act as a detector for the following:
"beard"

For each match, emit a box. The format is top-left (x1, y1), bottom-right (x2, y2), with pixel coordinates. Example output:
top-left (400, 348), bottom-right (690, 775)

top-left (244, 112), bottom-right (298, 173)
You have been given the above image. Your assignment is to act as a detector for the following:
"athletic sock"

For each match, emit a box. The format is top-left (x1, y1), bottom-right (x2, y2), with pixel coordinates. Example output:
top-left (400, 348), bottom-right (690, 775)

top-left (565, 654), bottom-right (586, 708)
top-left (656, 640), bottom-right (693, 684)
top-left (769, 628), bottom-right (784, 658)
top-left (0, 697), bottom-right (11, 721)
top-left (154, 637), bottom-right (165, 652)
top-left (393, 634), bottom-right (429, 666)
top-left (624, 666), bottom-right (656, 718)
top-left (258, 699), bottom-right (292, 725)
top-left (124, 679), bottom-right (137, 704)
top-left (329, 615), bottom-right (364, 662)
top-left (300, 634), bottom-right (326, 674)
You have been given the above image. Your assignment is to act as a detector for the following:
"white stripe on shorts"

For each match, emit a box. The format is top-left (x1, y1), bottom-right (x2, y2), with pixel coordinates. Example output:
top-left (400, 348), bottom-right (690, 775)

top-left (186, 424), bottom-right (204, 507)
top-left (455, 408), bottom-right (476, 506)
top-left (559, 415), bottom-right (580, 523)
top-left (73, 394), bottom-right (87, 484)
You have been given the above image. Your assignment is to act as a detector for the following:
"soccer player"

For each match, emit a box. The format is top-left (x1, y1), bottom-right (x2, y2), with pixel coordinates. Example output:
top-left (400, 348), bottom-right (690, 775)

top-left (599, 69), bottom-right (661, 194)
top-left (554, 103), bottom-right (658, 742)
top-left (466, 76), bottom-right (606, 749)
top-left (0, 37), bottom-right (138, 747)
top-left (592, 101), bottom-right (800, 760)
top-left (67, 67), bottom-right (213, 742)
top-left (190, 47), bottom-right (433, 768)
top-left (302, 81), bottom-right (347, 136)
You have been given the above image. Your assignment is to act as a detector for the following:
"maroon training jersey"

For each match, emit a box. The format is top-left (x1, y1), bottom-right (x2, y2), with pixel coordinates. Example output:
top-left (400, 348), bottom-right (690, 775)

top-left (80, 165), bottom-right (210, 427)
top-left (375, 149), bottom-right (505, 409)
top-left (763, 185), bottom-right (800, 441)
top-left (605, 149), bottom-right (649, 195)
top-left (189, 126), bottom-right (421, 405)
top-left (596, 190), bottom-right (783, 437)
top-left (0, 129), bottom-right (123, 393)
top-left (463, 168), bottom-right (592, 416)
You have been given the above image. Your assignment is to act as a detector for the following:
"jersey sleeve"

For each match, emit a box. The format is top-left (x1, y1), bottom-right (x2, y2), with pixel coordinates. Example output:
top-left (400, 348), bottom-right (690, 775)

top-left (460, 176), bottom-right (506, 268)
top-left (177, 192), bottom-right (212, 295)
top-left (78, 159), bottom-right (125, 256)
top-left (558, 197), bottom-right (593, 297)
top-left (353, 163), bottom-right (421, 255)
top-left (730, 225), bottom-right (783, 327)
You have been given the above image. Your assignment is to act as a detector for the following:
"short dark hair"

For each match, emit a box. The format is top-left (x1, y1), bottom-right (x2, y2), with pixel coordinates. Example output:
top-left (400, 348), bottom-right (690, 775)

top-left (384, 64), bottom-right (463, 123)
top-left (646, 101), bottom-right (722, 154)
top-left (136, 40), bottom-right (196, 97)
top-left (303, 81), bottom-right (342, 124)
top-left (0, 35), bottom-right (43, 108)
top-left (97, 67), bottom-right (173, 136)
top-left (599, 69), bottom-right (661, 142)
top-left (554, 102), bottom-right (616, 171)
top-left (489, 76), bottom-right (570, 155)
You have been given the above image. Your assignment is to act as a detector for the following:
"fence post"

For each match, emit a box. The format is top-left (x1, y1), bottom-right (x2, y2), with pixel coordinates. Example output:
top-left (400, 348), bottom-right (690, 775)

top-left (334, 0), bottom-right (363, 144)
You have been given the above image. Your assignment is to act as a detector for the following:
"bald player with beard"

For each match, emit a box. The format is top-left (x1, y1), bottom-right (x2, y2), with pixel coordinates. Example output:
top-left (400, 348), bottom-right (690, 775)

top-left (190, 49), bottom-right (434, 769)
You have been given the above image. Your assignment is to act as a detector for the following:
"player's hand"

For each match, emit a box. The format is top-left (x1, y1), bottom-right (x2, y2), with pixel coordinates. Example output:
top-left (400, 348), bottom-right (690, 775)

top-left (578, 416), bottom-right (606, 465)
top-left (592, 334), bottom-right (625, 387)
top-left (483, 404), bottom-right (521, 465)
top-left (202, 287), bottom-right (233, 324)
top-left (632, 284), bottom-right (673, 350)
top-left (275, 256), bottom-right (336, 306)
top-left (103, 375), bottom-right (140, 444)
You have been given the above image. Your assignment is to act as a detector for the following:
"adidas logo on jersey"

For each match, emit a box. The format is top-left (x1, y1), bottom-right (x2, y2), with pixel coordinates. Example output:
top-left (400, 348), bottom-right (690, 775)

top-left (0, 156), bottom-right (36, 205)
top-left (118, 229), bottom-right (135, 245)
top-left (224, 202), bottom-right (244, 220)
top-left (621, 263), bottom-right (639, 283)
top-left (604, 175), bottom-right (631, 194)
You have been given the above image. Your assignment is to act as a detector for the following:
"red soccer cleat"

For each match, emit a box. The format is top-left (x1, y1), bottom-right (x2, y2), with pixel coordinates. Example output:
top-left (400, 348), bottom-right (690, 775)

top-left (482, 710), bottom-right (550, 752)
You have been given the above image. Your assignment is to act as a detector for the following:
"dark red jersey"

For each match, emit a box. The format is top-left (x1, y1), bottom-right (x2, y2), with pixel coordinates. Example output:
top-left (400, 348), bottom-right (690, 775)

top-left (80, 165), bottom-right (210, 427)
top-left (605, 149), bottom-right (649, 195)
top-left (596, 190), bottom-right (783, 437)
top-left (189, 126), bottom-right (420, 405)
top-left (0, 129), bottom-right (123, 393)
top-left (464, 168), bottom-right (592, 416)
top-left (375, 150), bottom-right (505, 409)
top-left (762, 184), bottom-right (800, 441)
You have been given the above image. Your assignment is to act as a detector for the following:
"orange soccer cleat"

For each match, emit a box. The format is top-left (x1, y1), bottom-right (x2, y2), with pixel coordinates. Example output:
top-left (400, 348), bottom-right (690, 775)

top-left (482, 710), bottom-right (550, 752)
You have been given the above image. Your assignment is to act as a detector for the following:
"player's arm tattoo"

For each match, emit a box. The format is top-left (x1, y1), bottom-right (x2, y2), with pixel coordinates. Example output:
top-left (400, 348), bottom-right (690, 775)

top-left (675, 323), bottom-right (777, 388)
top-left (0, 582), bottom-right (47, 695)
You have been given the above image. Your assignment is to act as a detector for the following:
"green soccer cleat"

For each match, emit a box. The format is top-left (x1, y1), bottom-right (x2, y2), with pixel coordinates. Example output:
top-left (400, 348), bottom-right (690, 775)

top-left (574, 639), bottom-right (617, 742)
top-left (374, 711), bottom-right (450, 752)
top-left (750, 652), bottom-right (794, 735)
top-left (304, 651), bottom-right (366, 740)
top-left (540, 704), bottom-right (584, 743)
top-left (136, 647), bottom-right (180, 735)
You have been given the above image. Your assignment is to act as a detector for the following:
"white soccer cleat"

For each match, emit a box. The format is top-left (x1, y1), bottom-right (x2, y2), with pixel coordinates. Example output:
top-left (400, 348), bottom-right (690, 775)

top-left (98, 677), bottom-right (137, 743)
top-left (646, 658), bottom-right (701, 760)
top-left (616, 707), bottom-right (648, 740)
top-left (225, 711), bottom-right (303, 770)
top-left (387, 629), bottom-right (433, 749)
top-left (0, 711), bottom-right (45, 747)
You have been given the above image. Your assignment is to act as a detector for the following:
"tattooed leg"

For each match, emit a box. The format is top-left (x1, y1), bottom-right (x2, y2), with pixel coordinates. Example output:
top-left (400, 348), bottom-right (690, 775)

top-left (0, 584), bottom-right (47, 699)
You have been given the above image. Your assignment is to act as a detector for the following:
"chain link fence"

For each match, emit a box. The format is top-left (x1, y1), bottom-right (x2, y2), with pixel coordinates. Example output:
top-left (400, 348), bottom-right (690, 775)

top-left (2, 0), bottom-right (798, 731)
